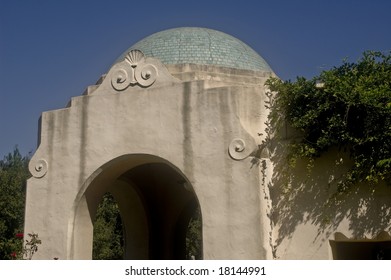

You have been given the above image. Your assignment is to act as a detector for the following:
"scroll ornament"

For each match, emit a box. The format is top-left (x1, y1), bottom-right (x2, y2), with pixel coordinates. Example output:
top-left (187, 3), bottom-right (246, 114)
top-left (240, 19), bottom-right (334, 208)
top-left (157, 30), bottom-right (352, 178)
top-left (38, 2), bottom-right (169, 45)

top-left (29, 159), bottom-right (48, 178)
top-left (111, 50), bottom-right (158, 90)
top-left (228, 137), bottom-right (269, 161)
top-left (229, 138), bottom-right (250, 160)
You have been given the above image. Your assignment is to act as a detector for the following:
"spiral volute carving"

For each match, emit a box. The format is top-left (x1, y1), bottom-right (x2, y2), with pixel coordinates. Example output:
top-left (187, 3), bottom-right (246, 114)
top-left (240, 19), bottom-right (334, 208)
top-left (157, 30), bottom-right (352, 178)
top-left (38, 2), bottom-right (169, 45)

top-left (111, 68), bottom-right (135, 90)
top-left (110, 50), bottom-right (158, 90)
top-left (29, 159), bottom-right (48, 178)
top-left (135, 64), bottom-right (158, 87)
top-left (229, 138), bottom-right (248, 160)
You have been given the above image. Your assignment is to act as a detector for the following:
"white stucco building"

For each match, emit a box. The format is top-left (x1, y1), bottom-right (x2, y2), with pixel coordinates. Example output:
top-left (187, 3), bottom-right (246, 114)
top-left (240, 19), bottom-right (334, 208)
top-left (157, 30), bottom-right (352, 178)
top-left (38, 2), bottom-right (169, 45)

top-left (25, 27), bottom-right (391, 260)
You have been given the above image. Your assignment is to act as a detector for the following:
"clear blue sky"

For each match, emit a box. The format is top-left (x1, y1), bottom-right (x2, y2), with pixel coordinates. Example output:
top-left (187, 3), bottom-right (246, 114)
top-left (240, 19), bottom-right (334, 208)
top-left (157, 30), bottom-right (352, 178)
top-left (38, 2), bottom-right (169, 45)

top-left (1, 0), bottom-right (390, 158)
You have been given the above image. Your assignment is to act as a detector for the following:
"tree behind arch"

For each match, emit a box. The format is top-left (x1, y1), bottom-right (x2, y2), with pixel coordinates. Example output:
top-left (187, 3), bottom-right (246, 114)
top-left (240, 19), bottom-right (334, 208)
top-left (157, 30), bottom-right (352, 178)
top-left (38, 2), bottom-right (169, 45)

top-left (0, 148), bottom-right (30, 259)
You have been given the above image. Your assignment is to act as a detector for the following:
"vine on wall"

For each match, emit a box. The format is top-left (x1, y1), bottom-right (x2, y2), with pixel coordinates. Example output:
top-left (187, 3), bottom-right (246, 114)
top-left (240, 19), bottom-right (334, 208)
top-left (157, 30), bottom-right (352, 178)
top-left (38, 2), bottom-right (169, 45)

top-left (266, 51), bottom-right (391, 190)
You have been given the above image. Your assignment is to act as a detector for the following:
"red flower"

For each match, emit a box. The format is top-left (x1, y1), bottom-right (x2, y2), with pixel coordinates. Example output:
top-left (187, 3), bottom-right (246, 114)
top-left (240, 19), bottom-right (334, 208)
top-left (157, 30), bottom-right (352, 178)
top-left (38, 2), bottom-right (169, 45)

top-left (10, 252), bottom-right (17, 258)
top-left (15, 233), bottom-right (23, 239)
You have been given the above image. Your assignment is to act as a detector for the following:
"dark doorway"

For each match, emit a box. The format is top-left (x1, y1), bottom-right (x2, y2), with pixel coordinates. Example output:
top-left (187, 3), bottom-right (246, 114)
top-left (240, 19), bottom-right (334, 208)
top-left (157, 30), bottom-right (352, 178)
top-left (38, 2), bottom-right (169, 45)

top-left (330, 240), bottom-right (391, 259)
top-left (90, 161), bottom-right (202, 260)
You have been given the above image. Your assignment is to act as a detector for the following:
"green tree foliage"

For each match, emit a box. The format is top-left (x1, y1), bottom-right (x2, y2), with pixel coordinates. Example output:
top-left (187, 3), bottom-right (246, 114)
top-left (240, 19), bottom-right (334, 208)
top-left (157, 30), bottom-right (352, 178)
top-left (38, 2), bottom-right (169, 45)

top-left (185, 207), bottom-right (202, 260)
top-left (92, 192), bottom-right (124, 259)
top-left (0, 148), bottom-right (30, 259)
top-left (266, 51), bottom-right (391, 190)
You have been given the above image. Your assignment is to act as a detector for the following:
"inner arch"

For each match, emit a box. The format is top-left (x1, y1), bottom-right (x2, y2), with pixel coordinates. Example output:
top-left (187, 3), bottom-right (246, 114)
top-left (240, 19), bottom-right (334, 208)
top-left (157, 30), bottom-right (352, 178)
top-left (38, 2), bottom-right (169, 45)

top-left (69, 154), bottom-right (202, 259)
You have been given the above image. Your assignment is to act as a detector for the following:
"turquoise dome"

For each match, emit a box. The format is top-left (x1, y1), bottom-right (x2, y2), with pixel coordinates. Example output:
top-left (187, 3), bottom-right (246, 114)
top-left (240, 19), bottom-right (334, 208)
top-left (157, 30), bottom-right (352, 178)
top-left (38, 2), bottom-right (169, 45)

top-left (117, 27), bottom-right (272, 72)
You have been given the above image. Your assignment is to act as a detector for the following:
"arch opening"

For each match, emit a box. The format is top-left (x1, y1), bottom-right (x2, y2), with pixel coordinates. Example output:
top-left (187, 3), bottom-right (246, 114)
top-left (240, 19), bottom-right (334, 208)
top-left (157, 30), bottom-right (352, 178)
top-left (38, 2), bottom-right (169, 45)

top-left (71, 155), bottom-right (203, 260)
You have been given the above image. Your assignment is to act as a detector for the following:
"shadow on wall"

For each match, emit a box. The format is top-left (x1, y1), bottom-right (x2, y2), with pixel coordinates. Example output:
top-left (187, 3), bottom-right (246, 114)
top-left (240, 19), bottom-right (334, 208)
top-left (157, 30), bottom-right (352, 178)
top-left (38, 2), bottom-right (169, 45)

top-left (268, 137), bottom-right (391, 257)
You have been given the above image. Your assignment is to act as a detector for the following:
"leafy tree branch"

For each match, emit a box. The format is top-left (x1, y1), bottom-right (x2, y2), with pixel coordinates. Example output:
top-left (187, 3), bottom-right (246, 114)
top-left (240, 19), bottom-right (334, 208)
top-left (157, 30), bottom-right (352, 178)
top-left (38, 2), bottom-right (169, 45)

top-left (266, 51), bottom-right (391, 190)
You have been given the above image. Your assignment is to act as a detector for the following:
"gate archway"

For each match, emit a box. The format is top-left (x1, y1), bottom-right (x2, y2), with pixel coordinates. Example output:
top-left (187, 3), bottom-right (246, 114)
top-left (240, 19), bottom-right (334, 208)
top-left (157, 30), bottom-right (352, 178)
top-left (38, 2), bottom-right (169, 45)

top-left (69, 154), bottom-right (202, 260)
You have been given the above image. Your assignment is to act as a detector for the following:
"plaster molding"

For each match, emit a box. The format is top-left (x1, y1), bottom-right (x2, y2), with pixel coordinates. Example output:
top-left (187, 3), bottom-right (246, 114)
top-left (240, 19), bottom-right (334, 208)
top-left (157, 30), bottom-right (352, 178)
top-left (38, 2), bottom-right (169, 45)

top-left (228, 138), bottom-right (251, 160)
top-left (29, 158), bottom-right (48, 178)
top-left (229, 137), bottom-right (270, 161)
top-left (111, 50), bottom-right (158, 90)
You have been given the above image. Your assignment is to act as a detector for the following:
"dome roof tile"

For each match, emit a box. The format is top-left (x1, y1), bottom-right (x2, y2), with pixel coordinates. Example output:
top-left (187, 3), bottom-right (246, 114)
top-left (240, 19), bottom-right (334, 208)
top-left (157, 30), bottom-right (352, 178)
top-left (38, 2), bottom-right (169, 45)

top-left (116, 27), bottom-right (272, 72)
